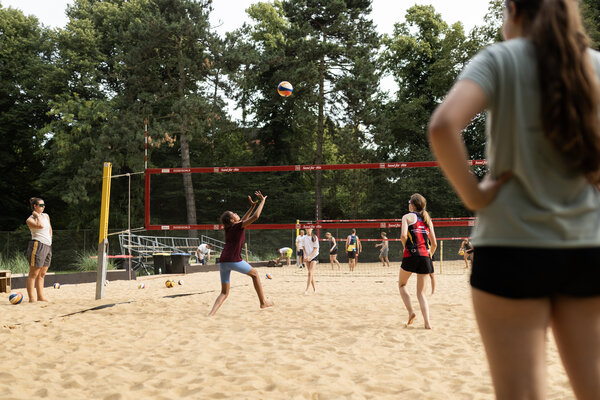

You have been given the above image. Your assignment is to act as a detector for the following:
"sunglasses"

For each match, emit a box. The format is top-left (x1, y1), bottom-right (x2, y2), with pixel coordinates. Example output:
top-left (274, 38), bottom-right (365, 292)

top-left (37, 204), bottom-right (45, 207)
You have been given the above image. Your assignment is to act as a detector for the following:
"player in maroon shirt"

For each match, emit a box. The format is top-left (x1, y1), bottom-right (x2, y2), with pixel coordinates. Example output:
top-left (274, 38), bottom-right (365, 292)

top-left (208, 191), bottom-right (274, 316)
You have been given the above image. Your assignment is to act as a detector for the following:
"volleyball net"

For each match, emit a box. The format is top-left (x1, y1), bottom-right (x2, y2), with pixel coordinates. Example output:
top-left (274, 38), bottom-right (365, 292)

top-left (143, 160), bottom-right (484, 275)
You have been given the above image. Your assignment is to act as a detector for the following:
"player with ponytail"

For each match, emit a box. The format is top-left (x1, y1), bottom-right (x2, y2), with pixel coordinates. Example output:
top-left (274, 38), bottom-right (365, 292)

top-left (429, 0), bottom-right (600, 398)
top-left (399, 193), bottom-right (437, 329)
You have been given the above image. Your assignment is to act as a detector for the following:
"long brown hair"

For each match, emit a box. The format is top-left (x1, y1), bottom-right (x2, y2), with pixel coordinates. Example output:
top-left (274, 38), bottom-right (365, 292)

top-left (510, 0), bottom-right (600, 183)
top-left (409, 193), bottom-right (433, 229)
top-left (220, 211), bottom-right (235, 229)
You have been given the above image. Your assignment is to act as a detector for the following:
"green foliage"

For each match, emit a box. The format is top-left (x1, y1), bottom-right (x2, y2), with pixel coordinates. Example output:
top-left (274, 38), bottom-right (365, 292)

top-left (0, 253), bottom-right (30, 275)
top-left (581, 0), bottom-right (600, 49)
top-left (1, 0), bottom-right (511, 258)
top-left (0, 7), bottom-right (61, 230)
top-left (73, 251), bottom-right (116, 272)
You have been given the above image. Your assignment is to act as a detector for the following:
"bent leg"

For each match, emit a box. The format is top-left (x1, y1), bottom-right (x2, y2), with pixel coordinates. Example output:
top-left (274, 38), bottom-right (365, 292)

top-left (305, 261), bottom-right (316, 293)
top-left (208, 283), bottom-right (230, 316)
top-left (247, 268), bottom-right (273, 309)
top-left (27, 267), bottom-right (41, 302)
top-left (551, 295), bottom-right (600, 400)
top-left (416, 274), bottom-right (431, 329)
top-left (472, 288), bottom-right (551, 400)
top-left (398, 269), bottom-right (415, 326)
top-left (36, 266), bottom-right (49, 301)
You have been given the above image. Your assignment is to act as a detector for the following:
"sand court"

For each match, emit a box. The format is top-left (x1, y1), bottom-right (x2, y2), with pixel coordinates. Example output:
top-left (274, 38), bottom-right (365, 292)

top-left (1, 263), bottom-right (574, 399)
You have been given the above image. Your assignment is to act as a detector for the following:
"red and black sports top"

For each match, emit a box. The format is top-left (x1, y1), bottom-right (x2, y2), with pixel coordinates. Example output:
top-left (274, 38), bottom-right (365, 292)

top-left (403, 212), bottom-right (431, 258)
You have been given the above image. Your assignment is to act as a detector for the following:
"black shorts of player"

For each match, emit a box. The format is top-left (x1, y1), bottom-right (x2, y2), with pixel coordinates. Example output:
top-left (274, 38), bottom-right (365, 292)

top-left (471, 246), bottom-right (600, 299)
top-left (347, 251), bottom-right (356, 259)
top-left (330, 248), bottom-right (338, 255)
top-left (297, 249), bottom-right (303, 257)
top-left (401, 256), bottom-right (434, 274)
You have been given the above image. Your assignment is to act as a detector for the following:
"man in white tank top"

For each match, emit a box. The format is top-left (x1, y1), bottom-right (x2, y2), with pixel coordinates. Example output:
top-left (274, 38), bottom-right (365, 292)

top-left (26, 197), bottom-right (52, 302)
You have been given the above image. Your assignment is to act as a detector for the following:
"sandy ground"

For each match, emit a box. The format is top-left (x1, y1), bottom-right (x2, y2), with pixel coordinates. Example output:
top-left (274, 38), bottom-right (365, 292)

top-left (0, 262), bottom-right (574, 399)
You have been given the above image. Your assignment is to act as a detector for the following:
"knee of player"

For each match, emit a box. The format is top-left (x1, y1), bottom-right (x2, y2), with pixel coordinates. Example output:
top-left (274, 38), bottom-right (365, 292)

top-left (247, 268), bottom-right (259, 278)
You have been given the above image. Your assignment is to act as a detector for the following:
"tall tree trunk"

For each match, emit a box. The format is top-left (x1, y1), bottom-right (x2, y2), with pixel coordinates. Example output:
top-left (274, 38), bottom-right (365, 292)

top-left (353, 124), bottom-right (360, 218)
top-left (315, 31), bottom-right (326, 221)
top-left (178, 39), bottom-right (198, 239)
top-left (210, 69), bottom-right (219, 166)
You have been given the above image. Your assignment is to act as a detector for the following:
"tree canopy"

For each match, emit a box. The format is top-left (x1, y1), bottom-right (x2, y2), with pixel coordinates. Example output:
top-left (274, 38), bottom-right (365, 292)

top-left (2, 0), bottom-right (599, 235)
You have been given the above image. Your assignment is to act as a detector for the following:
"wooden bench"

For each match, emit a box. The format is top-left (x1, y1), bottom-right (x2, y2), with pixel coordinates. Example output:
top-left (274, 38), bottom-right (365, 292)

top-left (0, 270), bottom-right (11, 293)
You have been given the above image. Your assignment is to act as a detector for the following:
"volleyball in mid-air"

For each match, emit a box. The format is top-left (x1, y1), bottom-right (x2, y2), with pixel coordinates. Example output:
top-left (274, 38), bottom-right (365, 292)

top-left (266, 273), bottom-right (273, 280)
top-left (165, 279), bottom-right (175, 288)
top-left (9, 292), bottom-right (23, 305)
top-left (104, 280), bottom-right (110, 286)
top-left (138, 283), bottom-right (146, 289)
top-left (277, 81), bottom-right (293, 97)
top-left (53, 283), bottom-right (61, 289)
top-left (178, 280), bottom-right (184, 286)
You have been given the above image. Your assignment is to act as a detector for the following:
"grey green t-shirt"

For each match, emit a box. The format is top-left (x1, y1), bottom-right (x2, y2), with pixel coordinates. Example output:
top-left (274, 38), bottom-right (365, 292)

top-left (458, 38), bottom-right (600, 248)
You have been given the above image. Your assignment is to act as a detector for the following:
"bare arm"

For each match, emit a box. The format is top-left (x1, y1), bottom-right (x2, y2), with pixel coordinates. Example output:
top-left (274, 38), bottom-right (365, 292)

top-left (428, 79), bottom-right (510, 211)
top-left (242, 191), bottom-right (267, 228)
top-left (241, 195), bottom-right (258, 221)
top-left (26, 211), bottom-right (44, 229)
top-left (429, 224), bottom-right (437, 256)
top-left (400, 213), bottom-right (413, 251)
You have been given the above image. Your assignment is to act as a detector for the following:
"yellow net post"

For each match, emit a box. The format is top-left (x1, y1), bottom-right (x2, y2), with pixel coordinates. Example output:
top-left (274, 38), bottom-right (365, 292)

top-left (96, 162), bottom-right (112, 300)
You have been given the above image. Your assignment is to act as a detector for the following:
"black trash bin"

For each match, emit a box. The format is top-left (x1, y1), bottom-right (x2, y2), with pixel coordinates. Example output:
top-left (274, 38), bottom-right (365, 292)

top-left (170, 253), bottom-right (190, 274)
top-left (152, 253), bottom-right (171, 275)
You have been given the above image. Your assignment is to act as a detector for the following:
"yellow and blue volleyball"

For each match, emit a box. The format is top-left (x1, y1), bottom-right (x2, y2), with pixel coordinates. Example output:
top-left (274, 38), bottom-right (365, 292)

top-left (53, 283), bottom-right (61, 289)
top-left (165, 279), bottom-right (175, 288)
top-left (277, 81), bottom-right (293, 97)
top-left (104, 279), bottom-right (110, 286)
top-left (266, 273), bottom-right (273, 280)
top-left (138, 283), bottom-right (146, 289)
top-left (9, 292), bottom-right (23, 305)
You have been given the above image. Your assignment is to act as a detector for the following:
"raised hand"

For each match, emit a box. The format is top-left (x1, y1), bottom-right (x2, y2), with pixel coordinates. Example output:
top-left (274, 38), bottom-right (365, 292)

top-left (255, 190), bottom-right (268, 201)
top-left (248, 195), bottom-right (258, 206)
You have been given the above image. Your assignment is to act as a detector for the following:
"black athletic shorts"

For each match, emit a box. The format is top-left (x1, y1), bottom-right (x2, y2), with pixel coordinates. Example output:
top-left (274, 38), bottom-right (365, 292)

top-left (347, 250), bottom-right (356, 259)
top-left (401, 256), bottom-right (434, 274)
top-left (297, 249), bottom-right (303, 257)
top-left (330, 248), bottom-right (338, 255)
top-left (471, 246), bottom-right (600, 299)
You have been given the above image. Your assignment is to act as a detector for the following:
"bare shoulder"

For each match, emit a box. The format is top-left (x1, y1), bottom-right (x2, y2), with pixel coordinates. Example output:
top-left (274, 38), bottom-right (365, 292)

top-left (402, 212), bottom-right (417, 223)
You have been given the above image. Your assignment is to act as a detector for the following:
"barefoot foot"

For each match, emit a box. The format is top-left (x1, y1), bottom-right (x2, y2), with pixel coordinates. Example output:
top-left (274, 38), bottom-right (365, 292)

top-left (260, 300), bottom-right (274, 309)
top-left (406, 313), bottom-right (416, 327)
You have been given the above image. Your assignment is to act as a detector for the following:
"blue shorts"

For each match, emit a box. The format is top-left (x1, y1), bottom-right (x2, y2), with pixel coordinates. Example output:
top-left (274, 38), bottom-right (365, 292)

top-left (219, 260), bottom-right (252, 283)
